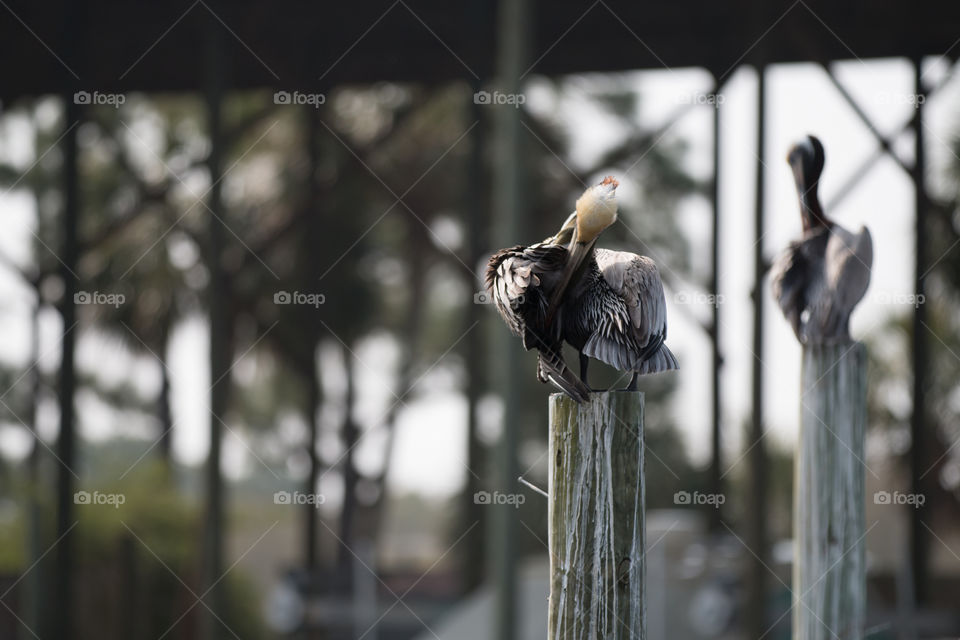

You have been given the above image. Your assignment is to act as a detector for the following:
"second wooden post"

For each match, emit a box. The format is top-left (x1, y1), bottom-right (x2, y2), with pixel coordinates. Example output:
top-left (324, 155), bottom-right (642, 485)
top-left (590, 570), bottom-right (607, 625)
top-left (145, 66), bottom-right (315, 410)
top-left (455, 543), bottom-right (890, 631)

top-left (548, 391), bottom-right (645, 640)
top-left (794, 343), bottom-right (867, 640)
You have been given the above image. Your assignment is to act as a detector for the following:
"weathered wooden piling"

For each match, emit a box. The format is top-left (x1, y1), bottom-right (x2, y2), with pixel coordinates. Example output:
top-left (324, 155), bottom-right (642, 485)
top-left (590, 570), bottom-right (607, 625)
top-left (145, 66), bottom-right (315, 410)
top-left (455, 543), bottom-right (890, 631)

top-left (794, 343), bottom-right (867, 640)
top-left (548, 392), bottom-right (645, 640)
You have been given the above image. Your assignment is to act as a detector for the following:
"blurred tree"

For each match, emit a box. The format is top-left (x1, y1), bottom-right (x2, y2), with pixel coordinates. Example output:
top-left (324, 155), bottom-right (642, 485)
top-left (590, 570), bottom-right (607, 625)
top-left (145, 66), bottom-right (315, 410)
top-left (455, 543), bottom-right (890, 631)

top-left (0, 68), bottom-right (706, 636)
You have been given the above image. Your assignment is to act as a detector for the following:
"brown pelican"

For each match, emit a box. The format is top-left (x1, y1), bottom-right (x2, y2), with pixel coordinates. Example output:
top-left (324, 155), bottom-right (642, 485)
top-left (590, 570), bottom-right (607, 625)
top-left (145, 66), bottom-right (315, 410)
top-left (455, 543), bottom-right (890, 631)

top-left (770, 135), bottom-right (873, 343)
top-left (486, 177), bottom-right (678, 402)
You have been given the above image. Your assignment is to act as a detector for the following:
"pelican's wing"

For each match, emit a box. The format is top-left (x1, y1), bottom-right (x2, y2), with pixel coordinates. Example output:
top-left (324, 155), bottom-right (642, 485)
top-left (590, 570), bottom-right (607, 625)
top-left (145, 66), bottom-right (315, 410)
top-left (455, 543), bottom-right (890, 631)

top-left (485, 243), bottom-right (566, 349)
top-left (770, 241), bottom-right (808, 340)
top-left (580, 250), bottom-right (677, 374)
top-left (771, 225), bottom-right (835, 342)
top-left (486, 243), bottom-right (590, 402)
top-left (824, 224), bottom-right (873, 335)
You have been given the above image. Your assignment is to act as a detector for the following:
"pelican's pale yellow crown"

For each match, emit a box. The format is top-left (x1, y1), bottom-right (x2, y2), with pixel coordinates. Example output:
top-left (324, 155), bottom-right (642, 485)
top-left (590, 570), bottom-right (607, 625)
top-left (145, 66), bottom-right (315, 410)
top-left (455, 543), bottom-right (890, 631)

top-left (575, 176), bottom-right (619, 244)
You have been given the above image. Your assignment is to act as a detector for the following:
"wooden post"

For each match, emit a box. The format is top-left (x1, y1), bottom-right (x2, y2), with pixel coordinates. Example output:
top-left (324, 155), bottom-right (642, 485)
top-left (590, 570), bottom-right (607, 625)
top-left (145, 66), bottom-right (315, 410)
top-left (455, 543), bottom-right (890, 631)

top-left (794, 343), bottom-right (867, 640)
top-left (548, 392), bottom-right (645, 640)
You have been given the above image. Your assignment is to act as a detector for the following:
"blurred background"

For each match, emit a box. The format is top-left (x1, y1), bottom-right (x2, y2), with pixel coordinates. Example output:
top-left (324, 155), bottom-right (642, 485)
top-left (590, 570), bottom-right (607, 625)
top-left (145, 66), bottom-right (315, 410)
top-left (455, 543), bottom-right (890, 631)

top-left (0, 1), bottom-right (959, 638)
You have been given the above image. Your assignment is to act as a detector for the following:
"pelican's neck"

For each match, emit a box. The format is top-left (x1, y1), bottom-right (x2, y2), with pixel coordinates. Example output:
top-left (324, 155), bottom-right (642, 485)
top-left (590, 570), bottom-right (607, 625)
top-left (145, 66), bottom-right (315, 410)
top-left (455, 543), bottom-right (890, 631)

top-left (564, 237), bottom-right (596, 290)
top-left (799, 186), bottom-right (830, 231)
top-left (793, 161), bottom-right (830, 231)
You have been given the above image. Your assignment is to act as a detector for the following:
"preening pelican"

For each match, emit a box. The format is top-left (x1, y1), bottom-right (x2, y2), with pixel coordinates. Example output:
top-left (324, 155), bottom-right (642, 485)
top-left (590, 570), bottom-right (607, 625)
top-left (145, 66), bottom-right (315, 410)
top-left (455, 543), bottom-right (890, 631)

top-left (770, 135), bottom-right (873, 343)
top-left (486, 177), bottom-right (678, 402)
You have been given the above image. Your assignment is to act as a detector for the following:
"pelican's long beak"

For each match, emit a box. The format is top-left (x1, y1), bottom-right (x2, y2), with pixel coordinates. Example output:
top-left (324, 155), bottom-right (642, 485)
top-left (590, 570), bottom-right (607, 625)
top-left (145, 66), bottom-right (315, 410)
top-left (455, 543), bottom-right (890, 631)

top-left (544, 177), bottom-right (619, 326)
top-left (548, 211), bottom-right (577, 245)
top-left (545, 230), bottom-right (595, 325)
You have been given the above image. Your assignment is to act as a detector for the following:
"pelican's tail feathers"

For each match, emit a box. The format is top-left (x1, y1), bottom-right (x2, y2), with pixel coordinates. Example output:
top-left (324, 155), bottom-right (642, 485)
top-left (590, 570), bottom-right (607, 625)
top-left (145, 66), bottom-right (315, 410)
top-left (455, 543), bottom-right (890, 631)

top-left (636, 345), bottom-right (679, 375)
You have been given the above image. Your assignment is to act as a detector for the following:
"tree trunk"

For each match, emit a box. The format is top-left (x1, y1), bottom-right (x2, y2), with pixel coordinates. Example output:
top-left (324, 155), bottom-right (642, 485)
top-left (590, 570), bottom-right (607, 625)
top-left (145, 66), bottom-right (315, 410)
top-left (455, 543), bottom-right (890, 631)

top-left (548, 392), bottom-right (645, 640)
top-left (365, 214), bottom-right (428, 556)
top-left (24, 291), bottom-right (44, 639)
top-left (794, 343), bottom-right (867, 640)
top-left (304, 359), bottom-right (321, 571)
top-left (157, 329), bottom-right (173, 468)
top-left (338, 349), bottom-right (359, 575)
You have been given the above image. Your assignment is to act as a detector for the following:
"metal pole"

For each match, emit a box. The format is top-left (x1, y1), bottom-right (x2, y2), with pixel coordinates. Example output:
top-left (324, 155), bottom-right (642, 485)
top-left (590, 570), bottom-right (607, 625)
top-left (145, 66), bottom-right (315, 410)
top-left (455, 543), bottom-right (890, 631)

top-left (54, 87), bottom-right (81, 640)
top-left (909, 55), bottom-right (929, 608)
top-left (304, 109), bottom-right (323, 573)
top-left (708, 80), bottom-right (723, 532)
top-left (462, 74), bottom-right (488, 593)
top-left (202, 11), bottom-right (229, 639)
top-left (491, 0), bottom-right (531, 637)
top-left (747, 65), bottom-right (769, 640)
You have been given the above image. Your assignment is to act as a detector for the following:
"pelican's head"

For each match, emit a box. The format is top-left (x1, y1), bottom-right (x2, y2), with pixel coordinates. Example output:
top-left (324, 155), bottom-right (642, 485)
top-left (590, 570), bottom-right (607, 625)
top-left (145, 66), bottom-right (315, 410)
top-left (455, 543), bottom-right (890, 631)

top-left (544, 177), bottom-right (620, 325)
top-left (786, 135), bottom-right (829, 230)
top-left (574, 176), bottom-right (619, 244)
top-left (786, 135), bottom-right (825, 184)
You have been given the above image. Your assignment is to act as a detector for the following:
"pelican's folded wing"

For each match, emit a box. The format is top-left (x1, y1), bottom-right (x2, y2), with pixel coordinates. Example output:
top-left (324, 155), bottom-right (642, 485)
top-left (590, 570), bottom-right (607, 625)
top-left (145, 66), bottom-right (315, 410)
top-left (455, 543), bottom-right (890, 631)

top-left (581, 250), bottom-right (677, 374)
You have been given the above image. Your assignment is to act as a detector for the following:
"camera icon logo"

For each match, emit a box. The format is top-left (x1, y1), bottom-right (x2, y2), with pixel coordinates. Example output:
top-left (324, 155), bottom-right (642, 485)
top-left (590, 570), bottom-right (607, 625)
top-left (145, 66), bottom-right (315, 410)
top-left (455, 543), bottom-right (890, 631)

top-left (673, 491), bottom-right (691, 505)
top-left (74, 91), bottom-right (91, 105)
top-left (74, 490), bottom-right (91, 504)
top-left (273, 91), bottom-right (291, 105)
top-left (473, 91), bottom-right (491, 105)
top-left (873, 490), bottom-right (891, 505)
top-left (273, 491), bottom-right (292, 505)
top-left (474, 491), bottom-right (491, 504)
top-left (474, 291), bottom-right (492, 305)
top-left (274, 291), bottom-right (292, 304)
top-left (74, 291), bottom-right (91, 304)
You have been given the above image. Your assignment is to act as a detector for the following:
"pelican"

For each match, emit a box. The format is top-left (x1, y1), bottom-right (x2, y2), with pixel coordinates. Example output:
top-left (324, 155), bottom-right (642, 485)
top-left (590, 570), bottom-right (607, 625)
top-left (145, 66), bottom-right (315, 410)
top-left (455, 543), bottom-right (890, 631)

top-left (486, 177), bottom-right (678, 402)
top-left (770, 135), bottom-right (873, 344)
